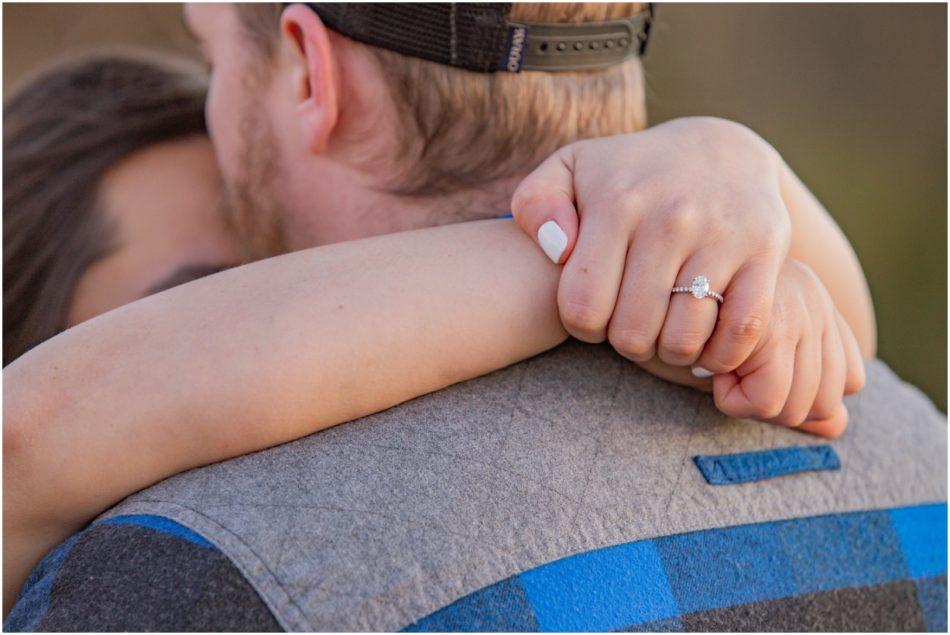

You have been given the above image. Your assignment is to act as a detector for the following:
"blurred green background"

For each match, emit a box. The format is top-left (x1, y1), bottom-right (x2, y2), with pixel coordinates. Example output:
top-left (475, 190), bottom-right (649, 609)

top-left (4, 3), bottom-right (947, 409)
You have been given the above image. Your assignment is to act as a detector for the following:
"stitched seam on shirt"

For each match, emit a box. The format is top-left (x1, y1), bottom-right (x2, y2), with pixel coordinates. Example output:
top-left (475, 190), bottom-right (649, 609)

top-left (112, 499), bottom-right (311, 632)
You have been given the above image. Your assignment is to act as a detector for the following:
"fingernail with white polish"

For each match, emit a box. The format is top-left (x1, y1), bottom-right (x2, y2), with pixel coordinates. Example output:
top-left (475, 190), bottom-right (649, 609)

top-left (691, 366), bottom-right (715, 378)
top-left (537, 220), bottom-right (568, 264)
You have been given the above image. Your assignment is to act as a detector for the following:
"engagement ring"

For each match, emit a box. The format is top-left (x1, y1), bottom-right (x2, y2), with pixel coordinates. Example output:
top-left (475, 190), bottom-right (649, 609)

top-left (672, 275), bottom-right (723, 303)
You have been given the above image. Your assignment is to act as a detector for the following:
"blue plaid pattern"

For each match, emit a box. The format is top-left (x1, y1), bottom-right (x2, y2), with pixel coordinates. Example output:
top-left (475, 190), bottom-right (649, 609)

top-left (9, 504), bottom-right (947, 631)
top-left (405, 502), bottom-right (948, 632)
top-left (5, 514), bottom-right (217, 632)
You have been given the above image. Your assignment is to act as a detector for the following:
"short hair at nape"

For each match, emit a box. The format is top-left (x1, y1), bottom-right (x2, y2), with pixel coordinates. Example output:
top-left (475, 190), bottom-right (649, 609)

top-left (235, 3), bottom-right (647, 196)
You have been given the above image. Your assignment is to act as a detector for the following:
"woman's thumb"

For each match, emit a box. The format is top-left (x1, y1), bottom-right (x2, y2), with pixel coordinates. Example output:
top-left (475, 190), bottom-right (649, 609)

top-left (510, 151), bottom-right (580, 265)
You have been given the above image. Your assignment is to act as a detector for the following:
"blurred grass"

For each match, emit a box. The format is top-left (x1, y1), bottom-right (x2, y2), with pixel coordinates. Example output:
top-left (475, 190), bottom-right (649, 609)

top-left (4, 3), bottom-right (947, 409)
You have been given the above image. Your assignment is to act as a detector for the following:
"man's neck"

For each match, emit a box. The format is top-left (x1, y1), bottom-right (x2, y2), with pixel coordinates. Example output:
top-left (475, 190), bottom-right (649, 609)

top-left (284, 161), bottom-right (525, 250)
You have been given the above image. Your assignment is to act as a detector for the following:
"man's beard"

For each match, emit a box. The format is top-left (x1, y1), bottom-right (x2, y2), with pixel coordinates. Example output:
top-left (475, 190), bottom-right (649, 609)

top-left (221, 106), bottom-right (288, 262)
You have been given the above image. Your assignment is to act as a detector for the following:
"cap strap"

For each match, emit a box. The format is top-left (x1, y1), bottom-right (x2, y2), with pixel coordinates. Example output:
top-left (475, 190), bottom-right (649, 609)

top-left (303, 3), bottom-right (653, 73)
top-left (503, 9), bottom-right (652, 72)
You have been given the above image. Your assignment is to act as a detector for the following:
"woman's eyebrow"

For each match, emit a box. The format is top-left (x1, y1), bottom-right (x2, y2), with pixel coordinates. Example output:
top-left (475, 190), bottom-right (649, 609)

top-left (144, 263), bottom-right (232, 297)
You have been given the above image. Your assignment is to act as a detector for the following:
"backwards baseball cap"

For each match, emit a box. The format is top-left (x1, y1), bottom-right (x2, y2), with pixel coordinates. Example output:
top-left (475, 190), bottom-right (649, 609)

top-left (302, 3), bottom-right (653, 73)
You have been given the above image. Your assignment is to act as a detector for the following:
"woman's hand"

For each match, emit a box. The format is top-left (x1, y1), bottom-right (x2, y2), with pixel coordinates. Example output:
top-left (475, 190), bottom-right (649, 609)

top-left (511, 116), bottom-right (872, 432)
top-left (712, 259), bottom-right (865, 438)
top-left (511, 117), bottom-right (790, 377)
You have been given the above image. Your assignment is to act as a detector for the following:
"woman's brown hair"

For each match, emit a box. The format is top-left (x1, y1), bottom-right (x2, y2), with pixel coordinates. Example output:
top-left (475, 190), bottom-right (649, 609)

top-left (3, 52), bottom-right (208, 365)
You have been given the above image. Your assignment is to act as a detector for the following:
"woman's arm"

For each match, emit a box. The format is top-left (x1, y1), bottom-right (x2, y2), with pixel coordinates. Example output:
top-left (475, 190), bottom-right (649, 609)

top-left (3, 219), bottom-right (565, 612)
top-left (780, 160), bottom-right (877, 356)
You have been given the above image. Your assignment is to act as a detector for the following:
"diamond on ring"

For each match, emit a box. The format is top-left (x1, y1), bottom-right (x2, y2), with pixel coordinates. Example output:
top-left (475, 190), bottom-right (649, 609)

top-left (672, 275), bottom-right (724, 303)
top-left (690, 275), bottom-right (710, 299)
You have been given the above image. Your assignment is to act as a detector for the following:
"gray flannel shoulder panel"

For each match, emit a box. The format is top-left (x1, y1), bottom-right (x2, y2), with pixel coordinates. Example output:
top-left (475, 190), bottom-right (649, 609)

top-left (90, 342), bottom-right (948, 630)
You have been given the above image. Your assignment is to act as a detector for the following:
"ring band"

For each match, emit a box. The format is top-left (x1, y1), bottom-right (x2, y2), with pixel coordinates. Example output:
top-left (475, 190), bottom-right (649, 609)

top-left (672, 275), bottom-right (724, 303)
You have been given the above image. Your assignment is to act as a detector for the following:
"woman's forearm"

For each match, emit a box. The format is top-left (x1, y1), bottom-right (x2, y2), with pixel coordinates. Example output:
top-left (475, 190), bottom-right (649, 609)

top-left (780, 160), bottom-right (877, 356)
top-left (3, 219), bottom-right (565, 609)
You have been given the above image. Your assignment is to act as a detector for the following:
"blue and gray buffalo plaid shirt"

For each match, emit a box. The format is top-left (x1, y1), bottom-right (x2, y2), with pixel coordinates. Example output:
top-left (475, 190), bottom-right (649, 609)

top-left (7, 503), bottom-right (947, 631)
top-left (6, 345), bottom-right (948, 631)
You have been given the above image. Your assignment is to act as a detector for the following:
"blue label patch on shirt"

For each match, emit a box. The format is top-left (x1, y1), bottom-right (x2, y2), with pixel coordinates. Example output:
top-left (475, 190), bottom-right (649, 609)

top-left (693, 445), bottom-right (840, 485)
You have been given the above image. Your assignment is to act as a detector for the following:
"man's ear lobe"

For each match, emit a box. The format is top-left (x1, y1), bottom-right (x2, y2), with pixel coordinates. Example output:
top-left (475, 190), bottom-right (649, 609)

top-left (280, 3), bottom-right (339, 154)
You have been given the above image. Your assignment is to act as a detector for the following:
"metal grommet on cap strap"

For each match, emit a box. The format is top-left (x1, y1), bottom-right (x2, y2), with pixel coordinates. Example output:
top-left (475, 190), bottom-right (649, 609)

top-left (505, 8), bottom-right (652, 72)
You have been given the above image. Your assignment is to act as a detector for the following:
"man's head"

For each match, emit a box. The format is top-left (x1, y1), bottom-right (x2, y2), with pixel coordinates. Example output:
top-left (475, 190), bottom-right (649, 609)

top-left (184, 2), bottom-right (648, 257)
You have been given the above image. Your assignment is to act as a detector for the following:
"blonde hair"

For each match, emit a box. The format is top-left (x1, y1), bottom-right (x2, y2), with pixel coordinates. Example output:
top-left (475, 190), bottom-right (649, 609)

top-left (236, 3), bottom-right (647, 195)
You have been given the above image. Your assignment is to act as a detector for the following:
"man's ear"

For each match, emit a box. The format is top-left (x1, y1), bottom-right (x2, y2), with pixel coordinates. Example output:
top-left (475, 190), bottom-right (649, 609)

top-left (279, 3), bottom-right (339, 154)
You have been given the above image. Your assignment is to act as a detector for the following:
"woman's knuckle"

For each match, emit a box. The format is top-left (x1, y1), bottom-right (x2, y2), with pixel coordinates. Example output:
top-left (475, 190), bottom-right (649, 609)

top-left (755, 397), bottom-right (786, 420)
top-left (511, 187), bottom-right (555, 217)
top-left (560, 299), bottom-right (607, 338)
top-left (660, 203), bottom-right (696, 235)
top-left (726, 314), bottom-right (765, 345)
top-left (608, 325), bottom-right (655, 360)
top-left (708, 346), bottom-right (743, 371)
top-left (755, 225), bottom-right (788, 254)
top-left (834, 417), bottom-right (850, 438)
top-left (774, 410), bottom-right (805, 428)
top-left (845, 369), bottom-right (866, 394)
top-left (809, 401), bottom-right (838, 421)
top-left (588, 190), bottom-right (641, 224)
top-left (659, 330), bottom-right (706, 361)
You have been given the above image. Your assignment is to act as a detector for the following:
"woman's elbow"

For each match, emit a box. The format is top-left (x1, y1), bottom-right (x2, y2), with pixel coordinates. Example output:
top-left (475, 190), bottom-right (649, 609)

top-left (2, 358), bottom-right (62, 491)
